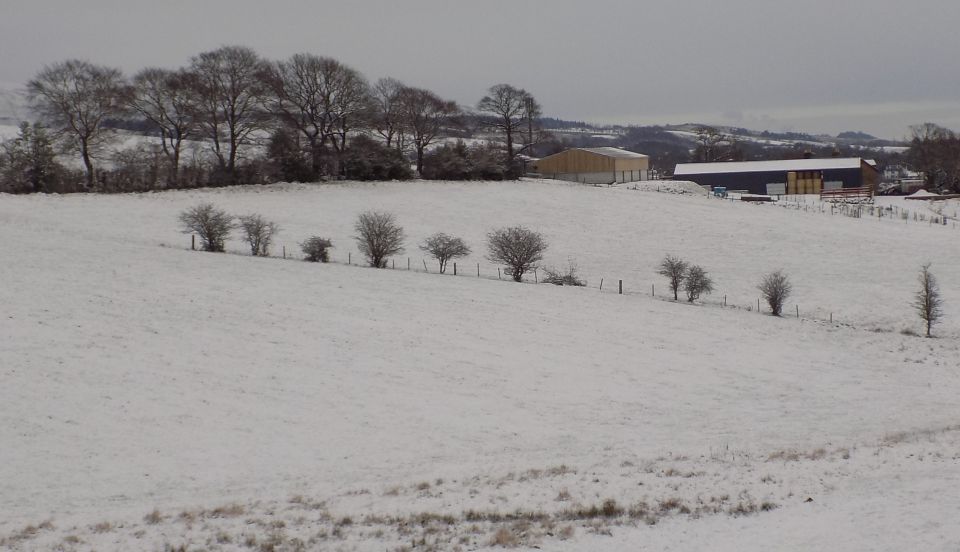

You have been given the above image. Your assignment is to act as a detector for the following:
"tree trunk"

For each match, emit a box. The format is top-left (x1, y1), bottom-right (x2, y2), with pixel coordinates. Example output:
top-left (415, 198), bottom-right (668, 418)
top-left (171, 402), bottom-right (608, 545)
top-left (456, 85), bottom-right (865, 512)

top-left (80, 137), bottom-right (95, 189)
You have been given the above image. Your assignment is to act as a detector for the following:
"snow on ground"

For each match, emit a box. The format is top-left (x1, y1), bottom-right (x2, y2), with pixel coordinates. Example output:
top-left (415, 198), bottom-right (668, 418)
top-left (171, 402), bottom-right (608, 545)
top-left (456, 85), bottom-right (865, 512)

top-left (1, 180), bottom-right (959, 551)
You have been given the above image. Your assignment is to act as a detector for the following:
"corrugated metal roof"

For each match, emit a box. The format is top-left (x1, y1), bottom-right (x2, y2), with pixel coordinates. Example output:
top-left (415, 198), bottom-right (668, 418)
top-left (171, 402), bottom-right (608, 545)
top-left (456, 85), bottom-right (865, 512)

top-left (579, 147), bottom-right (649, 159)
top-left (674, 158), bottom-right (875, 176)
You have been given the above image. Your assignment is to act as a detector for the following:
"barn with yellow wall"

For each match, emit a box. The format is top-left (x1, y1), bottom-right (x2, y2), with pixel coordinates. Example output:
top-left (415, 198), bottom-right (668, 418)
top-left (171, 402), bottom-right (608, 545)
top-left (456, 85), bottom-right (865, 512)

top-left (534, 147), bottom-right (650, 184)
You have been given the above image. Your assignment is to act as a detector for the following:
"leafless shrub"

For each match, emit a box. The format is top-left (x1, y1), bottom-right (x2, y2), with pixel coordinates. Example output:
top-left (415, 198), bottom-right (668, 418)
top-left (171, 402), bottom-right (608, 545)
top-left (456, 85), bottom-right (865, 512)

top-left (555, 488), bottom-right (572, 502)
top-left (542, 260), bottom-right (585, 286)
top-left (684, 264), bottom-right (714, 302)
top-left (144, 509), bottom-right (163, 524)
top-left (486, 226), bottom-right (548, 282)
top-left (179, 202), bottom-right (234, 252)
top-left (300, 236), bottom-right (333, 262)
top-left (914, 262), bottom-right (943, 337)
top-left (420, 233), bottom-right (471, 274)
top-left (354, 211), bottom-right (405, 268)
top-left (489, 527), bottom-right (518, 547)
top-left (658, 255), bottom-right (688, 300)
top-left (238, 213), bottom-right (279, 256)
top-left (91, 521), bottom-right (113, 533)
top-left (758, 270), bottom-right (792, 316)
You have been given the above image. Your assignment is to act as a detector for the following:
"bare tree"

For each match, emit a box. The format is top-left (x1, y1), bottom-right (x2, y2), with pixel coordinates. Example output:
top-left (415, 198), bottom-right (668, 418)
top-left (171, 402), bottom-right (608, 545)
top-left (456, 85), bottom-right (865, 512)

top-left (27, 59), bottom-right (126, 189)
top-left (354, 211), bottom-right (404, 267)
top-left (693, 126), bottom-right (742, 163)
top-left (486, 226), bottom-right (547, 282)
top-left (684, 265), bottom-right (714, 302)
top-left (399, 87), bottom-right (460, 175)
top-left (914, 263), bottom-right (943, 337)
top-left (371, 77), bottom-right (408, 151)
top-left (238, 213), bottom-right (279, 256)
top-left (759, 270), bottom-right (792, 316)
top-left (477, 84), bottom-right (542, 170)
top-left (188, 46), bottom-right (271, 184)
top-left (907, 123), bottom-right (960, 192)
top-left (127, 68), bottom-right (198, 185)
top-left (265, 53), bottom-right (370, 178)
top-left (657, 255), bottom-right (688, 301)
top-left (420, 233), bottom-right (471, 274)
top-left (301, 236), bottom-right (333, 262)
top-left (179, 203), bottom-right (234, 252)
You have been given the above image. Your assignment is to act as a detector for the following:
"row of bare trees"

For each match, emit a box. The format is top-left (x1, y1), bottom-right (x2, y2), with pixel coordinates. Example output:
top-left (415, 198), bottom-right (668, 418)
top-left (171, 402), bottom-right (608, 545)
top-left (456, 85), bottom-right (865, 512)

top-left (11, 46), bottom-right (545, 193)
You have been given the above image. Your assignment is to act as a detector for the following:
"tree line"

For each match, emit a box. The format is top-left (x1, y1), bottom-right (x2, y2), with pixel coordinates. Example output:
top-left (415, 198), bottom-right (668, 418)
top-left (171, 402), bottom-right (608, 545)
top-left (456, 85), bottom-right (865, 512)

top-left (1, 46), bottom-right (546, 193)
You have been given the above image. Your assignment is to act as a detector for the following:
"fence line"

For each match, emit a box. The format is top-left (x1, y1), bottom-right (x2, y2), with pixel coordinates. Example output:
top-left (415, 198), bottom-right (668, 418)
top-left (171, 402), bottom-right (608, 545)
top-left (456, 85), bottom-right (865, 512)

top-left (196, 237), bottom-right (860, 331)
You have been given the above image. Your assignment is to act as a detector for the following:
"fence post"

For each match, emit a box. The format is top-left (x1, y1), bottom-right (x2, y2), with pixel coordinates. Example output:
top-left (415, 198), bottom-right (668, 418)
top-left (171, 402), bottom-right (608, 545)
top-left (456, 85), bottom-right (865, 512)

top-left (498, 268), bottom-right (501, 280)
top-left (757, 298), bottom-right (760, 312)
top-left (477, 263), bottom-right (480, 277)
top-left (724, 295), bottom-right (726, 306)
top-left (534, 269), bottom-right (537, 283)
top-left (454, 262), bottom-right (457, 276)
top-left (600, 278), bottom-right (604, 291)
top-left (408, 258), bottom-right (410, 270)
top-left (283, 245), bottom-right (286, 259)
top-left (191, 234), bottom-right (195, 250)
top-left (796, 305), bottom-right (799, 318)
top-left (619, 280), bottom-right (622, 295)
top-left (651, 284), bottom-right (654, 296)
top-left (392, 259), bottom-right (395, 269)
top-left (348, 252), bottom-right (351, 265)
top-left (423, 259), bottom-right (428, 272)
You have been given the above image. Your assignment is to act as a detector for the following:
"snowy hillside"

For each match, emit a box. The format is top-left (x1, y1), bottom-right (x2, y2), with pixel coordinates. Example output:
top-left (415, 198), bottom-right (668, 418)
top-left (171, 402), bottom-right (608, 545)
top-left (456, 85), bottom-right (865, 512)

top-left (1, 180), bottom-right (959, 551)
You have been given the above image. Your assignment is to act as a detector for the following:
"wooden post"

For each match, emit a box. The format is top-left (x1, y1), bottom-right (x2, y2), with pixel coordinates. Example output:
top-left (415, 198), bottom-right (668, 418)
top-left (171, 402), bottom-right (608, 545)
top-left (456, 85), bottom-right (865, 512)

top-left (392, 259), bottom-right (395, 269)
top-left (651, 284), bottom-right (654, 296)
top-left (724, 295), bottom-right (727, 306)
top-left (498, 268), bottom-right (501, 280)
top-left (600, 278), bottom-right (604, 291)
top-left (191, 234), bottom-right (195, 250)
top-left (796, 305), bottom-right (799, 318)
top-left (348, 252), bottom-right (351, 265)
top-left (477, 263), bottom-right (480, 277)
top-left (408, 258), bottom-right (410, 270)
top-left (423, 259), bottom-right (429, 272)
top-left (619, 280), bottom-right (622, 295)
top-left (453, 262), bottom-right (457, 276)
top-left (758, 298), bottom-right (761, 312)
top-left (534, 269), bottom-right (537, 283)
top-left (830, 312), bottom-right (833, 324)
top-left (283, 245), bottom-right (286, 259)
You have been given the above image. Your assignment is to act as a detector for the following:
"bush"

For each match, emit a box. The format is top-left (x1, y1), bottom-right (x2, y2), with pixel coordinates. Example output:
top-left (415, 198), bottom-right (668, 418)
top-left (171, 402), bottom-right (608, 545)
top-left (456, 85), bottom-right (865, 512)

top-left (758, 270), bottom-right (792, 316)
top-left (657, 255), bottom-right (688, 301)
top-left (421, 141), bottom-right (471, 180)
top-left (420, 233), bottom-right (471, 274)
top-left (421, 140), bottom-right (509, 181)
top-left (179, 203), bottom-right (234, 252)
top-left (543, 260), bottom-right (586, 286)
top-left (301, 236), bottom-right (333, 262)
top-left (238, 214), bottom-right (279, 256)
top-left (354, 211), bottom-right (405, 267)
top-left (487, 226), bottom-right (548, 282)
top-left (341, 135), bottom-right (413, 181)
top-left (684, 264), bottom-right (714, 302)
top-left (914, 262), bottom-right (943, 337)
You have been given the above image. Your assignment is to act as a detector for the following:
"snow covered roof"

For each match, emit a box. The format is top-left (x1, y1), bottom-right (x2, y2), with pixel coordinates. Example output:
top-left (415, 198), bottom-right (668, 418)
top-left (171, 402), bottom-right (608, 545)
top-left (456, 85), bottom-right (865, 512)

top-left (579, 147), bottom-right (649, 159)
top-left (674, 158), bottom-right (876, 176)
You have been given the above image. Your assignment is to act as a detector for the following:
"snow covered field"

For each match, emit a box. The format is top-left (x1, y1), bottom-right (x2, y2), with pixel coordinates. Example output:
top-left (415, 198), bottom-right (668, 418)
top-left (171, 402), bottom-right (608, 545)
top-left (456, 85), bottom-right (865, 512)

top-left (2, 180), bottom-right (959, 551)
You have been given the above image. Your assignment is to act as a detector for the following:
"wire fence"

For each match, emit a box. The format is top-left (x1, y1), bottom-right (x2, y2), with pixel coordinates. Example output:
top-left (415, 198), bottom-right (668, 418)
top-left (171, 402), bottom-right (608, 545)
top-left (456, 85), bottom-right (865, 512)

top-left (192, 236), bottom-right (860, 331)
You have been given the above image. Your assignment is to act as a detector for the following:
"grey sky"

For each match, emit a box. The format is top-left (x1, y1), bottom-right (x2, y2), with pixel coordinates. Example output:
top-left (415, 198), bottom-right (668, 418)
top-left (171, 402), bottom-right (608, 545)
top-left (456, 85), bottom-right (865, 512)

top-left (2, 0), bottom-right (958, 139)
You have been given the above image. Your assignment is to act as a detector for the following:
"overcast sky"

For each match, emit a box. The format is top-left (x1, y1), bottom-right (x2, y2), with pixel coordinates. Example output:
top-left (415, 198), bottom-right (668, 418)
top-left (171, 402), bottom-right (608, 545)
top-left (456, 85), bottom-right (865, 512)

top-left (2, 0), bottom-right (958, 139)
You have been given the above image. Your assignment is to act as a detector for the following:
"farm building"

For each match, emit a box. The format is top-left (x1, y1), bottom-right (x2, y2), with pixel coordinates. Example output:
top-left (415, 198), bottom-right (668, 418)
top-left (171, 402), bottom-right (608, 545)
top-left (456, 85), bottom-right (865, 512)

top-left (673, 158), bottom-right (879, 195)
top-left (534, 147), bottom-right (649, 184)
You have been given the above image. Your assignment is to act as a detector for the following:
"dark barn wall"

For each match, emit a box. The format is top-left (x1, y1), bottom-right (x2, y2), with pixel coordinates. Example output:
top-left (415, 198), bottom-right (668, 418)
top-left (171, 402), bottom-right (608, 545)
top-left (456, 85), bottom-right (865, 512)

top-left (681, 168), bottom-right (865, 194)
